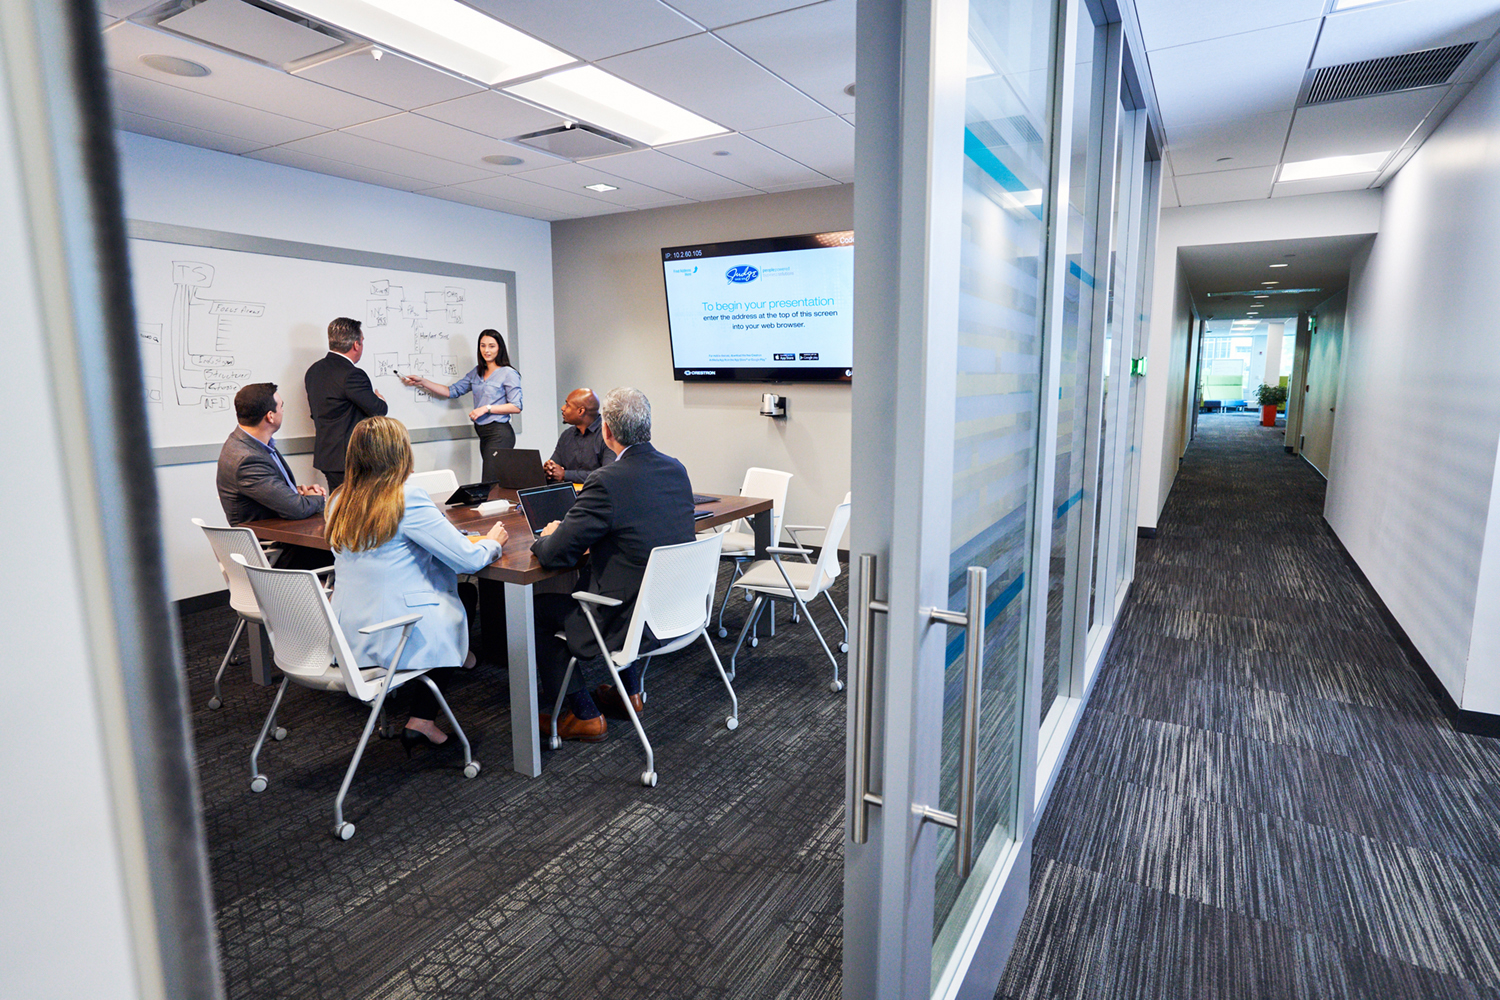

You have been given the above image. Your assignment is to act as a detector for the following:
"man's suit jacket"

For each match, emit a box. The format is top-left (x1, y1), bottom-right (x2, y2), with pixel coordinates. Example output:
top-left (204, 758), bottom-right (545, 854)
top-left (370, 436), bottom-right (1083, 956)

top-left (305, 352), bottom-right (387, 474)
top-left (531, 441), bottom-right (696, 656)
top-left (216, 427), bottom-right (325, 525)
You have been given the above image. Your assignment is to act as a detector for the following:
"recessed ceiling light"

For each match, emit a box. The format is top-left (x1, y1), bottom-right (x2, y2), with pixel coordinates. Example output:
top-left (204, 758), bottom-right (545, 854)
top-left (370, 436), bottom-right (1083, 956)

top-left (506, 65), bottom-right (726, 146)
top-left (712, 150), bottom-right (731, 157)
top-left (1269, 263), bottom-right (1288, 268)
top-left (1216, 156), bottom-right (1234, 163)
top-left (1279, 150), bottom-right (1391, 181)
top-left (273, 0), bottom-right (572, 86)
top-left (584, 182), bottom-right (618, 193)
top-left (1254, 295), bottom-right (1269, 299)
top-left (1262, 281), bottom-right (1279, 285)
top-left (140, 54), bottom-right (211, 77)
top-left (844, 82), bottom-right (856, 97)
top-left (481, 153), bottom-right (524, 166)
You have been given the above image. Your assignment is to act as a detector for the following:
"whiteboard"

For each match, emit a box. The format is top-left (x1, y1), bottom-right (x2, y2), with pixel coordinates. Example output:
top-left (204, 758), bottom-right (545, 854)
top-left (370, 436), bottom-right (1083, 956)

top-left (128, 223), bottom-right (517, 461)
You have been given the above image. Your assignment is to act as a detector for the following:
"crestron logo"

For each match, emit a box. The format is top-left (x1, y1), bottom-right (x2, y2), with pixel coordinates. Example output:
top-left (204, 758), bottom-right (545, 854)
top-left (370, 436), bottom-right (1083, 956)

top-left (725, 264), bottom-right (759, 284)
top-left (683, 370), bottom-right (717, 376)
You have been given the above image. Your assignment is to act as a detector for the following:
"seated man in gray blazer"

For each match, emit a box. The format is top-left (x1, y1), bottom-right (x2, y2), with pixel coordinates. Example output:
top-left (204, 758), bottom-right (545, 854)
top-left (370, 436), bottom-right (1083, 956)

top-left (216, 382), bottom-right (326, 527)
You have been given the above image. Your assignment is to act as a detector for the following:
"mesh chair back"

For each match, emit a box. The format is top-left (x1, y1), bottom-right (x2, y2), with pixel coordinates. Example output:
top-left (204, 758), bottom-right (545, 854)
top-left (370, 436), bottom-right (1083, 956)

top-left (618, 533), bottom-right (724, 659)
top-left (739, 467), bottom-right (792, 542)
top-left (236, 557), bottom-right (375, 701)
top-left (810, 499), bottom-right (851, 594)
top-left (408, 468), bottom-right (459, 501)
top-left (195, 518), bottom-right (270, 618)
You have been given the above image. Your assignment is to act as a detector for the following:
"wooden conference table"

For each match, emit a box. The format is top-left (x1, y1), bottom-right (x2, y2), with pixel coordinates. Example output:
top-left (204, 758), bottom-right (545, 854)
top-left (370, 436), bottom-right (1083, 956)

top-left (248, 487), bottom-right (774, 777)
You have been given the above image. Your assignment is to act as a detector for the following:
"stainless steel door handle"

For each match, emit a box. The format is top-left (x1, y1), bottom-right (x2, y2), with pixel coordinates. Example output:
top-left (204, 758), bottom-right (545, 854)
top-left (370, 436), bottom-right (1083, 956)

top-left (922, 565), bottom-right (986, 879)
top-left (851, 553), bottom-right (887, 845)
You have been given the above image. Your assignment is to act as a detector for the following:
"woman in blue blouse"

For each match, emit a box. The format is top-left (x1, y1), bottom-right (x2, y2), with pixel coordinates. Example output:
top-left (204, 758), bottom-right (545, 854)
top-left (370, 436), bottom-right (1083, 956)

top-left (401, 328), bottom-right (521, 482)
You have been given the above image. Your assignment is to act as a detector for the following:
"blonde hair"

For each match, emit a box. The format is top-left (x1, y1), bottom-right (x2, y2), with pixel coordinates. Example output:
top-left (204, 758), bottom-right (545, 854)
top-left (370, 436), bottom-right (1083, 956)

top-left (324, 416), bottom-right (414, 552)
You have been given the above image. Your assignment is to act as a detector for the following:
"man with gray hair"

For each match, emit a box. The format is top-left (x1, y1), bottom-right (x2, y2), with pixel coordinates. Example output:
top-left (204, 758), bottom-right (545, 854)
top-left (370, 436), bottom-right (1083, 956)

top-left (305, 315), bottom-right (386, 492)
top-left (531, 387), bottom-right (696, 741)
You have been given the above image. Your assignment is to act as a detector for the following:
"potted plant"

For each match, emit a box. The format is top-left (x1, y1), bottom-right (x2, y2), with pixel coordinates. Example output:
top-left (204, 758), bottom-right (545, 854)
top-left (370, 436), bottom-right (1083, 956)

top-left (1255, 383), bottom-right (1288, 427)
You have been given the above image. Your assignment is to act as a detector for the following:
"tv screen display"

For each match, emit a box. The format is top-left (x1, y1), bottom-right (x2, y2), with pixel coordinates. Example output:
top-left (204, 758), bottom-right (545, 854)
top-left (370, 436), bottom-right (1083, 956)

top-left (662, 230), bottom-right (853, 382)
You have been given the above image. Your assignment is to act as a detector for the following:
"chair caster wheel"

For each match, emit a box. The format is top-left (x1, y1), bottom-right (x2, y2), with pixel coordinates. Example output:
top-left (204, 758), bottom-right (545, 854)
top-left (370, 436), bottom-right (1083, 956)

top-left (792, 613), bottom-right (800, 624)
top-left (840, 642), bottom-right (849, 653)
top-left (208, 697), bottom-right (222, 710)
top-left (249, 775), bottom-right (267, 793)
top-left (335, 822), bottom-right (355, 841)
top-left (273, 727), bottom-right (287, 741)
top-left (750, 637), bottom-right (758, 648)
top-left (548, 736), bottom-right (561, 750)
top-left (726, 717), bottom-right (738, 730)
top-left (464, 761), bottom-right (481, 778)
top-left (641, 771), bottom-right (658, 787)
top-left (230, 653), bottom-right (244, 666)
top-left (639, 690), bottom-right (648, 704)
top-left (830, 679), bottom-right (845, 693)
top-left (718, 627), bottom-right (728, 638)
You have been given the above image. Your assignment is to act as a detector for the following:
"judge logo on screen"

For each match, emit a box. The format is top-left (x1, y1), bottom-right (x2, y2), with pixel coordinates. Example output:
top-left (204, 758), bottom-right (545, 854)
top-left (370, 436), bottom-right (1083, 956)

top-left (725, 264), bottom-right (759, 284)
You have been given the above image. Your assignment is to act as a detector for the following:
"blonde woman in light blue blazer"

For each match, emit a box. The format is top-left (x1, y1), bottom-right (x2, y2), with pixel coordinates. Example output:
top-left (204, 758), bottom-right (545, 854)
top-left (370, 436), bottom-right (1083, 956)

top-left (326, 416), bottom-right (507, 753)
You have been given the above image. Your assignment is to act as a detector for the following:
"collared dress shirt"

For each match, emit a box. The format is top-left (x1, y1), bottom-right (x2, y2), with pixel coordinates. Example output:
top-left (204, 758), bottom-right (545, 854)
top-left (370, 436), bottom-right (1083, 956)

top-left (448, 365), bottom-right (522, 423)
top-left (548, 415), bottom-right (616, 484)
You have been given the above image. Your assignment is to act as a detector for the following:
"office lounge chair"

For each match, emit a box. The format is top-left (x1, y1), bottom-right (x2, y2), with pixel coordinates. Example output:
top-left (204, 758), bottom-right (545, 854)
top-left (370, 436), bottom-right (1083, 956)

top-left (704, 466), bottom-right (792, 638)
top-left (549, 533), bottom-right (737, 788)
top-left (193, 518), bottom-right (332, 711)
top-left (408, 468), bottom-right (460, 502)
top-left (728, 497), bottom-right (851, 693)
top-left (233, 555), bottom-right (479, 841)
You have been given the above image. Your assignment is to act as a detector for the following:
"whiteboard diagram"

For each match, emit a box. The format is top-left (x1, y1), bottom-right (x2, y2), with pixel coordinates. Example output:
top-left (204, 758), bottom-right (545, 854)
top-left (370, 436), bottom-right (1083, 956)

top-left (128, 230), bottom-right (514, 451)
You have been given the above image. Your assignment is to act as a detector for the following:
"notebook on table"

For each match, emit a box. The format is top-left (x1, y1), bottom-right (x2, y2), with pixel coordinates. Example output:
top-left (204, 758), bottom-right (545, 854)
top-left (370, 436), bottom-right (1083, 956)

top-left (517, 482), bottom-right (578, 537)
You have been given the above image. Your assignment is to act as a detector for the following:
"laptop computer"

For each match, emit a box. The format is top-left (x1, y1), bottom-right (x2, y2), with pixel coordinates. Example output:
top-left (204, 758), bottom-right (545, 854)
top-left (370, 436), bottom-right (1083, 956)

top-left (487, 448), bottom-right (548, 490)
top-left (517, 482), bottom-right (578, 537)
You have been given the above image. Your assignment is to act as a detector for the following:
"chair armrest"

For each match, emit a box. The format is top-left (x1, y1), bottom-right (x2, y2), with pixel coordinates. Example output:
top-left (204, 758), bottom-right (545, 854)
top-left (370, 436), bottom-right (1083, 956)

top-left (572, 591), bottom-right (623, 607)
top-left (782, 523), bottom-right (825, 533)
top-left (767, 545), bottom-right (814, 557)
top-left (358, 612), bottom-right (423, 635)
top-left (313, 565), bottom-right (335, 577)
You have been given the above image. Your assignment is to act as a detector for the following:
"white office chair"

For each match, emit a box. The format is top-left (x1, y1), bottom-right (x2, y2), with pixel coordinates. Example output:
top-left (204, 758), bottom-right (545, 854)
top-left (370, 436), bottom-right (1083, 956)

top-left (727, 497), bottom-right (851, 693)
top-left (705, 467), bottom-right (793, 638)
top-left (193, 517), bottom-right (332, 711)
top-left (549, 533), bottom-right (738, 787)
top-left (234, 555), bottom-right (479, 841)
top-left (408, 468), bottom-right (460, 502)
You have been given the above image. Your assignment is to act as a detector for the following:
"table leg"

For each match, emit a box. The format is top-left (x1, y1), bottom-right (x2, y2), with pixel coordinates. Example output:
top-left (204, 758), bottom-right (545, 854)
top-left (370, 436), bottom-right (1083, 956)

top-left (504, 580), bottom-right (541, 778)
top-left (246, 621), bottom-right (275, 686)
top-left (751, 506), bottom-right (772, 557)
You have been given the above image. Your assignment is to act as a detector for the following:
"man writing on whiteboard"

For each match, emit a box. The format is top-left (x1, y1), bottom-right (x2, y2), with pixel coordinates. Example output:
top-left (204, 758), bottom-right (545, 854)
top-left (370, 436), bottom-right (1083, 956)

top-left (305, 316), bottom-right (386, 492)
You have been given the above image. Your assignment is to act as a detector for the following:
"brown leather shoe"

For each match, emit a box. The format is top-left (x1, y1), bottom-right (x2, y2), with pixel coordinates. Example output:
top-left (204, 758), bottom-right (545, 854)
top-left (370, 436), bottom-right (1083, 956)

top-left (554, 709), bottom-right (606, 742)
top-left (593, 683), bottom-right (644, 719)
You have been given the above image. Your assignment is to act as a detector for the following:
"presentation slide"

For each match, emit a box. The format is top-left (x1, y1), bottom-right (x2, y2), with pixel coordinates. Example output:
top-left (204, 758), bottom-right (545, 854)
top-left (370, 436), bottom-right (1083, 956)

top-left (663, 231), bottom-right (853, 381)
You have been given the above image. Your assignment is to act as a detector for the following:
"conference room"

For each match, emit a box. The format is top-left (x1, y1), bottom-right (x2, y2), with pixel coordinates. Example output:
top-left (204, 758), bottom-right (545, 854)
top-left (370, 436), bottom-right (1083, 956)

top-left (14, 0), bottom-right (1162, 997)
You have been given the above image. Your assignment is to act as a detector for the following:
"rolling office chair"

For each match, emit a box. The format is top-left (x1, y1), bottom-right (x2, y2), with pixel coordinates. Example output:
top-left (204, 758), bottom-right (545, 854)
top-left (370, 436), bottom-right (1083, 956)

top-left (727, 496), bottom-right (851, 693)
top-left (234, 555), bottom-right (479, 841)
top-left (549, 533), bottom-right (737, 787)
top-left (705, 467), bottom-right (792, 638)
top-left (408, 468), bottom-right (460, 502)
top-left (193, 517), bottom-right (332, 711)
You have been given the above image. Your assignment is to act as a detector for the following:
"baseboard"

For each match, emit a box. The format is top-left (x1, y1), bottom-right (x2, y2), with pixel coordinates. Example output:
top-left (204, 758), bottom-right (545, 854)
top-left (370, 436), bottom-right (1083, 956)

top-left (1136, 526), bottom-right (1157, 539)
top-left (176, 589), bottom-right (228, 615)
top-left (1320, 517), bottom-right (1500, 738)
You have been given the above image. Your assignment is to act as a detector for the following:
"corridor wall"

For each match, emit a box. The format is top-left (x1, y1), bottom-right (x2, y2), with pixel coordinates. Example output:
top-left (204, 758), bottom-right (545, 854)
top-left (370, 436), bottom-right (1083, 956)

top-left (1301, 288), bottom-right (1347, 476)
top-left (1325, 51), bottom-right (1500, 716)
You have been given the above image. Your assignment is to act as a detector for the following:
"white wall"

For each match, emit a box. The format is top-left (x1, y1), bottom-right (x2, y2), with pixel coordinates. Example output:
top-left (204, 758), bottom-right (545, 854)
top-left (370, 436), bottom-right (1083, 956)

top-left (550, 186), bottom-right (854, 542)
top-left (1324, 53), bottom-right (1500, 710)
top-left (117, 133), bottom-right (555, 600)
top-left (1139, 189), bottom-right (1382, 528)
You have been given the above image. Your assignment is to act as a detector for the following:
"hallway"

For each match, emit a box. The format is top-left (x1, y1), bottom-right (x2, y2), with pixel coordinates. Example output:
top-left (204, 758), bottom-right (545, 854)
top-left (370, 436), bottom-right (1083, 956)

top-left (997, 415), bottom-right (1500, 1000)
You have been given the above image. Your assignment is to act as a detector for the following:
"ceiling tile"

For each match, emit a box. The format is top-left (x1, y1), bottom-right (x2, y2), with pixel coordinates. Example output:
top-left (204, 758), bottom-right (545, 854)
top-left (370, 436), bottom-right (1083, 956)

top-left (1313, 0), bottom-right (1500, 68)
top-left (114, 110), bottom-right (265, 155)
top-left (598, 33), bottom-right (828, 132)
top-left (660, 0), bottom-right (817, 29)
top-left (422, 184), bottom-right (564, 220)
top-left (744, 116), bottom-right (853, 180)
top-left (1135, 0), bottom-right (1326, 52)
top-left (1147, 19), bottom-right (1322, 128)
top-left (245, 144), bottom-right (434, 191)
top-left (661, 131), bottom-right (827, 188)
top-left (466, 0), bottom-right (701, 60)
top-left (716, 0), bottom-right (854, 114)
top-left (1165, 111), bottom-right (1293, 174)
top-left (99, 0), bottom-right (159, 16)
top-left (343, 112), bottom-right (564, 173)
top-left (294, 49), bottom-right (484, 111)
top-left (104, 21), bottom-right (397, 129)
top-left (1173, 165), bottom-right (1276, 206)
top-left (579, 148), bottom-right (757, 199)
top-left (1271, 174), bottom-right (1379, 197)
top-left (511, 161), bottom-right (694, 208)
top-left (453, 173), bottom-right (635, 218)
top-left (278, 130), bottom-right (494, 186)
top-left (108, 69), bottom-right (325, 146)
top-left (1283, 87), bottom-right (1447, 162)
top-left (416, 90), bottom-right (567, 141)
top-left (759, 177), bottom-right (841, 194)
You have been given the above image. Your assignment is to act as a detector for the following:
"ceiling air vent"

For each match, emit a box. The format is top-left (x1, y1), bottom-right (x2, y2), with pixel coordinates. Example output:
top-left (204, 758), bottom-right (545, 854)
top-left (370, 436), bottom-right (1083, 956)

top-left (157, 0), bottom-right (344, 65)
top-left (968, 115), bottom-right (1043, 149)
top-left (1305, 43), bottom-right (1475, 105)
top-left (512, 124), bottom-right (635, 159)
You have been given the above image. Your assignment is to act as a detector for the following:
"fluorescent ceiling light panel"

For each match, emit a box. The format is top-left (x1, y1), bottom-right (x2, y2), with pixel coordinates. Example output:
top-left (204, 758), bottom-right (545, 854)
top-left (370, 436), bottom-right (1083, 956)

top-left (506, 66), bottom-right (726, 147)
top-left (1278, 151), bottom-right (1390, 182)
top-left (272, 0), bottom-right (571, 85)
top-left (584, 182), bottom-right (617, 192)
top-left (1332, 0), bottom-right (1387, 10)
top-left (967, 39), bottom-right (996, 79)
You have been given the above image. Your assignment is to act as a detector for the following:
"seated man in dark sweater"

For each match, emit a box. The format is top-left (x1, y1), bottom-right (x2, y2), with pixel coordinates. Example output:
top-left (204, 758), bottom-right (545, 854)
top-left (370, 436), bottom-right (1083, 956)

top-left (543, 387), bottom-right (615, 484)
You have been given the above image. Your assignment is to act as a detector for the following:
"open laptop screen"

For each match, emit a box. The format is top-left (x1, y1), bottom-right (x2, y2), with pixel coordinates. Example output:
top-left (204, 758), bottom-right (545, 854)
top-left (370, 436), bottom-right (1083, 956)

top-left (517, 482), bottom-right (577, 536)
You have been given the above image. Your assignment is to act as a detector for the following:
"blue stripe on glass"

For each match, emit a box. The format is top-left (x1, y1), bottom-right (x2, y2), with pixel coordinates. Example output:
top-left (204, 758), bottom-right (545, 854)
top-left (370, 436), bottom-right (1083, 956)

top-left (1056, 488), bottom-right (1084, 518)
top-left (964, 127), bottom-right (1044, 221)
top-left (1068, 259), bottom-right (1096, 287)
top-left (944, 572), bottom-right (1027, 663)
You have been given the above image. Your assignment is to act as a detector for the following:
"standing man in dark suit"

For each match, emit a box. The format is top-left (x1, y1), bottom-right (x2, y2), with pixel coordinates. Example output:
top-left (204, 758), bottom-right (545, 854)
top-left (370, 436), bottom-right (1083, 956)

top-left (305, 316), bottom-right (386, 492)
top-left (531, 387), bottom-right (696, 742)
top-left (216, 382), bottom-right (326, 526)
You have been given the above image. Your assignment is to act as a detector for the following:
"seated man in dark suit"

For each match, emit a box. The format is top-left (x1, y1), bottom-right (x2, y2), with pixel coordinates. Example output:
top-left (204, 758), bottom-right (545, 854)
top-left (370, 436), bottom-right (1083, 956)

top-left (216, 382), bottom-right (326, 526)
top-left (531, 387), bottom-right (696, 742)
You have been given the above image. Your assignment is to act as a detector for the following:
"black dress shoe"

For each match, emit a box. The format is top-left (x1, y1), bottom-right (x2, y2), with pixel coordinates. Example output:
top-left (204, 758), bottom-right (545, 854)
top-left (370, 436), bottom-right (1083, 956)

top-left (401, 728), bottom-right (445, 756)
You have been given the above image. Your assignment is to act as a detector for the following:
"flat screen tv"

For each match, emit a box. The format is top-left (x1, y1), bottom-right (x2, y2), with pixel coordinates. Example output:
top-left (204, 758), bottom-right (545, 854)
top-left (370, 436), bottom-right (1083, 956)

top-left (662, 230), bottom-right (853, 382)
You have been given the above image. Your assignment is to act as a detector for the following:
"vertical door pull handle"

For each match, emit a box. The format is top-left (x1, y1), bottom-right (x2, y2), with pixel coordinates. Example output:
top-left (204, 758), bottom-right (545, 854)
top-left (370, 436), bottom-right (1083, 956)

top-left (851, 553), bottom-right (888, 845)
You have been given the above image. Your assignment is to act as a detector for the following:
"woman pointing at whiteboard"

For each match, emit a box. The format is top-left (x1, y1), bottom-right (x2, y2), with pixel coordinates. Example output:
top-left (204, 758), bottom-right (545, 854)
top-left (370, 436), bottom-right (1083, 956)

top-left (401, 328), bottom-right (521, 483)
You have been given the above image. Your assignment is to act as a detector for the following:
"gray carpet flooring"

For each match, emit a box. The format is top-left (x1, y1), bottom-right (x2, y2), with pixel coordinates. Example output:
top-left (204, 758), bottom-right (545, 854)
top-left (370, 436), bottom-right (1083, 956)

top-left (997, 413), bottom-right (1500, 1000)
top-left (180, 566), bottom-right (847, 1000)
